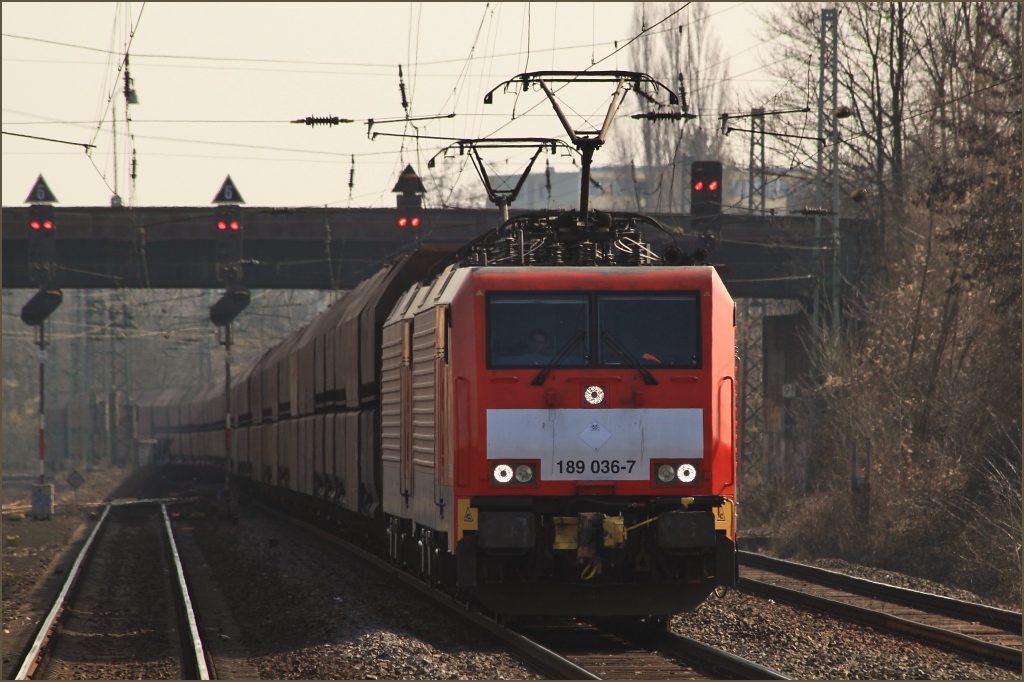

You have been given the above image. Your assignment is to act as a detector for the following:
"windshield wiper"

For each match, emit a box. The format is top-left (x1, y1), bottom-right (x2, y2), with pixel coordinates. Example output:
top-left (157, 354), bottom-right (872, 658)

top-left (600, 330), bottom-right (659, 385)
top-left (531, 330), bottom-right (585, 386)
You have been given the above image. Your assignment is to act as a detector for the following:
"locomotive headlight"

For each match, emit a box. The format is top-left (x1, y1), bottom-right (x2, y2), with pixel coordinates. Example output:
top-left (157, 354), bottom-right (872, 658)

top-left (677, 463), bottom-right (697, 483)
top-left (514, 464), bottom-right (535, 483)
top-left (584, 385), bottom-right (605, 405)
top-left (657, 464), bottom-right (676, 483)
top-left (493, 464), bottom-right (514, 483)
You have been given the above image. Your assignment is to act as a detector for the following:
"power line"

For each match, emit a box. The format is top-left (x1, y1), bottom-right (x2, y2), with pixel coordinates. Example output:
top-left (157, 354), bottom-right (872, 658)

top-left (1, 130), bottom-right (94, 148)
top-left (588, 3), bottom-right (691, 71)
top-left (1, 17), bottom-right (722, 70)
top-left (716, 74), bottom-right (1024, 214)
top-left (3, 117), bottom-right (293, 124)
top-left (15, 2), bottom-right (965, 214)
top-left (3, 111), bottom-right (417, 160)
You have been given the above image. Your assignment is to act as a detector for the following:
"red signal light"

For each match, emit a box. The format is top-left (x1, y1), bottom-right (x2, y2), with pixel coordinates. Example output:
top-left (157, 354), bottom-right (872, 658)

top-left (708, 180), bottom-right (719, 191)
top-left (398, 217), bottom-right (408, 227)
top-left (411, 216), bottom-right (420, 227)
top-left (230, 221), bottom-right (240, 230)
top-left (43, 221), bottom-right (53, 230)
top-left (217, 221), bottom-right (227, 230)
top-left (694, 181), bottom-right (704, 191)
top-left (30, 221), bottom-right (41, 230)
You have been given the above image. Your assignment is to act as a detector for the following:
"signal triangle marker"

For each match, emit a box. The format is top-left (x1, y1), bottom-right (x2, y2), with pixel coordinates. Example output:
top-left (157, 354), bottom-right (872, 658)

top-left (25, 174), bottom-right (57, 204)
top-left (213, 175), bottom-right (245, 204)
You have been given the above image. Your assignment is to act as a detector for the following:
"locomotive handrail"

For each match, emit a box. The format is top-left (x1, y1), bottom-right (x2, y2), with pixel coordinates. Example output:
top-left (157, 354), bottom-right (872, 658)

top-left (454, 376), bottom-right (471, 487)
top-left (717, 376), bottom-right (736, 491)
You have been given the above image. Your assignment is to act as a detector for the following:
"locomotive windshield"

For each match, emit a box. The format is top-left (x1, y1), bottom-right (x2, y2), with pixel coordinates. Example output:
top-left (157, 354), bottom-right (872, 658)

top-left (487, 291), bottom-right (700, 369)
top-left (596, 293), bottom-right (700, 368)
top-left (488, 292), bottom-right (589, 367)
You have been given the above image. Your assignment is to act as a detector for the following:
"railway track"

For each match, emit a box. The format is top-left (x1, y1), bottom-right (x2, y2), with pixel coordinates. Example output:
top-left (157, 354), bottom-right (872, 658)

top-left (738, 550), bottom-right (1022, 669)
top-left (258, 501), bottom-right (787, 680)
top-left (514, 618), bottom-right (790, 680)
top-left (12, 501), bottom-right (211, 680)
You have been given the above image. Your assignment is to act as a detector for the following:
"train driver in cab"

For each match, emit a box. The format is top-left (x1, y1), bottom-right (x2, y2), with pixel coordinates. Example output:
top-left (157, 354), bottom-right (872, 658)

top-left (495, 328), bottom-right (553, 365)
top-left (524, 328), bottom-right (551, 361)
top-left (514, 327), bottom-right (554, 364)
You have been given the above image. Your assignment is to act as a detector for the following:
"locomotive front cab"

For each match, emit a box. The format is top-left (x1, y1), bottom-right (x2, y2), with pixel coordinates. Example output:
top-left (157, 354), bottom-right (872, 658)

top-left (451, 266), bottom-right (737, 617)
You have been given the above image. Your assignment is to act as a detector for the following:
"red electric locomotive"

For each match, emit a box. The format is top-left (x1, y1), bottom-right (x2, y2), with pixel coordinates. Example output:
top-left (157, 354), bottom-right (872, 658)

top-left (379, 210), bottom-right (737, 618)
top-left (133, 68), bottom-right (736, 620)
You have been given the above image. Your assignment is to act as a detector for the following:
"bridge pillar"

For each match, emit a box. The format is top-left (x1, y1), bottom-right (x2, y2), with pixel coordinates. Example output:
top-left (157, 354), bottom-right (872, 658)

top-left (763, 314), bottom-right (812, 493)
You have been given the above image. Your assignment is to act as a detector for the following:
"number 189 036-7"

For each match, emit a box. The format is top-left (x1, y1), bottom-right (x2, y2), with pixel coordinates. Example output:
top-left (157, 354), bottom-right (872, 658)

top-left (556, 459), bottom-right (637, 475)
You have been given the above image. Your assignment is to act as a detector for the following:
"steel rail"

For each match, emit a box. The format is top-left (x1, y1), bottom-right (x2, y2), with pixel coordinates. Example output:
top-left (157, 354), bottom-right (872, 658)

top-left (586, 616), bottom-right (790, 679)
top-left (739, 550), bottom-right (1022, 632)
top-left (14, 505), bottom-right (111, 680)
top-left (659, 630), bottom-right (791, 680)
top-left (254, 501), bottom-right (598, 680)
top-left (161, 504), bottom-right (211, 680)
top-left (110, 495), bottom-right (202, 507)
top-left (739, 570), bottom-right (1021, 668)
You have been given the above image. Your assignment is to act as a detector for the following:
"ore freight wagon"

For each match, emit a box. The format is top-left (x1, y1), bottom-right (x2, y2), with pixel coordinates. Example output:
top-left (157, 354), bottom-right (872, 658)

top-left (139, 211), bottom-right (737, 619)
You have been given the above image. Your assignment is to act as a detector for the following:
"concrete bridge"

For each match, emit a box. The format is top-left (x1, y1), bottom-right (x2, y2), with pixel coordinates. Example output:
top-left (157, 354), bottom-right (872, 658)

top-left (2, 205), bottom-right (867, 301)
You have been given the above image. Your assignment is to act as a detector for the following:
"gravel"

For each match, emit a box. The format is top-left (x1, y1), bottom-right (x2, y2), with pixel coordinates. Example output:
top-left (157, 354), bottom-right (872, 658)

top-left (672, 586), bottom-right (1017, 679)
top-left (191, 497), bottom-right (1017, 680)
top-left (184, 498), bottom-right (540, 680)
top-left (5, 469), bottom-right (1019, 680)
top-left (804, 557), bottom-right (1021, 611)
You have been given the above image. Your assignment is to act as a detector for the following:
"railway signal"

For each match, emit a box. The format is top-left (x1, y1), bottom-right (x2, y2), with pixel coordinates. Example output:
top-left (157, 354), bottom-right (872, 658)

top-left (22, 178), bottom-right (61, 503)
top-left (209, 285), bottom-right (250, 327)
top-left (212, 176), bottom-right (245, 283)
top-left (690, 161), bottom-right (723, 217)
top-left (28, 204), bottom-right (57, 284)
top-left (215, 209), bottom-right (243, 262)
top-left (213, 207), bottom-right (245, 285)
top-left (397, 213), bottom-right (420, 228)
top-left (20, 287), bottom-right (63, 326)
top-left (394, 164), bottom-right (424, 228)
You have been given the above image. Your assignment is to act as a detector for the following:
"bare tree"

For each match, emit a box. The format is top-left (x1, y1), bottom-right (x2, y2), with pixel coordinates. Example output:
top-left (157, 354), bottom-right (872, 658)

top-left (750, 2), bottom-right (1021, 605)
top-left (757, 3), bottom-right (922, 273)
top-left (614, 2), bottom-right (733, 212)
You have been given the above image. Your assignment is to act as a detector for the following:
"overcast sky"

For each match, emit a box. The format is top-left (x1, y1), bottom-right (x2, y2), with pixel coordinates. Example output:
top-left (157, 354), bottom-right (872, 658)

top-left (2, 2), bottom-right (775, 208)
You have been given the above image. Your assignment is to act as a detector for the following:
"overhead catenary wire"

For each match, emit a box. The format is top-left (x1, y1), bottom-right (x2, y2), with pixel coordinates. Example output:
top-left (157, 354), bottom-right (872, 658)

top-left (0, 56), bottom-right (794, 84)
top-left (495, 3), bottom-right (692, 212)
top-left (713, 73), bottom-right (1023, 215)
top-left (0, 7), bottom-right (743, 70)
top-left (2, 2), bottom-right (880, 210)
top-left (3, 107), bottom-right (455, 163)
top-left (1, 131), bottom-right (95, 148)
top-left (4, 4), bottom-right (758, 209)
